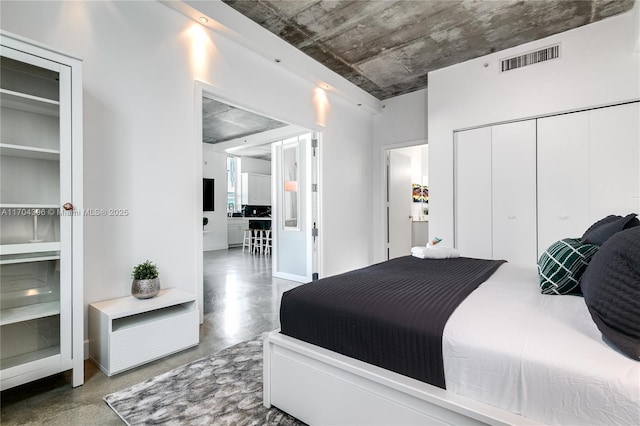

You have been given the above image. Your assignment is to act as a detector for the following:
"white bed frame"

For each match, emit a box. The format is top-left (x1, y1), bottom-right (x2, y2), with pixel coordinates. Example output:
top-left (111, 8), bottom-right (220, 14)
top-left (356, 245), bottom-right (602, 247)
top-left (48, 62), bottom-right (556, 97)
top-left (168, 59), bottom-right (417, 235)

top-left (263, 330), bottom-right (542, 426)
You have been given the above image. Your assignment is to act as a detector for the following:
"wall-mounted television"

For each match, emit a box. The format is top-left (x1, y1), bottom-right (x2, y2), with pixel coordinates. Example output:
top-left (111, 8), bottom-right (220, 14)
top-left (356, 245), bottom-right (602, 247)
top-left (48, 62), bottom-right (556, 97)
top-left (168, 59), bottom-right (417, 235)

top-left (203, 178), bottom-right (215, 211)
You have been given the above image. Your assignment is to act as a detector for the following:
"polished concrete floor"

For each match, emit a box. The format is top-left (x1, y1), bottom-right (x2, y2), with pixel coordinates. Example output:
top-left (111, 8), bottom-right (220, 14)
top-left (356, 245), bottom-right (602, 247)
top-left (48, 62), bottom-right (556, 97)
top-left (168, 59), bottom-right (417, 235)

top-left (0, 248), bottom-right (300, 425)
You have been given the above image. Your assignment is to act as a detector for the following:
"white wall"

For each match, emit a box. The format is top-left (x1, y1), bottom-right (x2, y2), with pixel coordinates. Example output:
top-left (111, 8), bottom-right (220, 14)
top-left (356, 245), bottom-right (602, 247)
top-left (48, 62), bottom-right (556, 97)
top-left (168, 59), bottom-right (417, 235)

top-left (202, 144), bottom-right (227, 251)
top-left (372, 89), bottom-right (428, 262)
top-left (320, 96), bottom-right (374, 275)
top-left (241, 157), bottom-right (271, 175)
top-left (428, 11), bottom-right (640, 246)
top-left (634, 0), bottom-right (640, 51)
top-left (0, 0), bottom-right (374, 348)
top-left (421, 145), bottom-right (429, 187)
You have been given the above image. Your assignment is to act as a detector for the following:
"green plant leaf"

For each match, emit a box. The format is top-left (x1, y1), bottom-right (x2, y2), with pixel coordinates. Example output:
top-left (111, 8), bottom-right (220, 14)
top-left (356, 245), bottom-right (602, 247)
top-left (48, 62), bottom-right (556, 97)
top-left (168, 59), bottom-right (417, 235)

top-left (132, 260), bottom-right (159, 280)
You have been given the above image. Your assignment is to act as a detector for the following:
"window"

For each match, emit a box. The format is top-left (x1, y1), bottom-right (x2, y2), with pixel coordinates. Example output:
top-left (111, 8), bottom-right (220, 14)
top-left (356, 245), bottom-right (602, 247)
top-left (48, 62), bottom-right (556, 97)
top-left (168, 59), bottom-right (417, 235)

top-left (226, 157), bottom-right (241, 215)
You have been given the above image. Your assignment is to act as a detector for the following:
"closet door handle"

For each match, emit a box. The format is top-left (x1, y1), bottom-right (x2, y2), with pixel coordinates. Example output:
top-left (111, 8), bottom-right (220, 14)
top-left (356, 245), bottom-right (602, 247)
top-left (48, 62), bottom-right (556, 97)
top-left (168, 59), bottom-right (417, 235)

top-left (507, 215), bottom-right (516, 219)
top-left (63, 202), bottom-right (74, 211)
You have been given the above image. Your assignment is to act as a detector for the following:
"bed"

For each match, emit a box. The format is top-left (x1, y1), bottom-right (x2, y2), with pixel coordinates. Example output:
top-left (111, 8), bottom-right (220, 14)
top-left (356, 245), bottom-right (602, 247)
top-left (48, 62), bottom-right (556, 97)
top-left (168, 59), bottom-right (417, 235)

top-left (263, 256), bottom-right (640, 425)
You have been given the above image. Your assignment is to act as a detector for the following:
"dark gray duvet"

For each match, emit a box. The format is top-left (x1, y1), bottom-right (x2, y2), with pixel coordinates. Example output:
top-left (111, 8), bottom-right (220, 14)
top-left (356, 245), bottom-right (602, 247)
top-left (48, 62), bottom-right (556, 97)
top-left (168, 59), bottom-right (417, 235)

top-left (280, 256), bottom-right (505, 389)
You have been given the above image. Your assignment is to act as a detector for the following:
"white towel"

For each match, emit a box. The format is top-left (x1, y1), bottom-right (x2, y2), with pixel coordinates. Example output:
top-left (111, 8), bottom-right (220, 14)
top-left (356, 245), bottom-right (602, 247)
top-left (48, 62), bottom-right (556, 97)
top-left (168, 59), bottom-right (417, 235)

top-left (411, 247), bottom-right (428, 259)
top-left (411, 245), bottom-right (460, 259)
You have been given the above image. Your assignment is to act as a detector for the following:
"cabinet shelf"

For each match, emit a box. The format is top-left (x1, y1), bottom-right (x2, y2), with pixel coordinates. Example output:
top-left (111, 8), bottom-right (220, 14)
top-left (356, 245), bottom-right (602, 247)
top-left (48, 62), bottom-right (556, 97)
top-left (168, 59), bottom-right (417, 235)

top-left (0, 143), bottom-right (59, 161)
top-left (112, 303), bottom-right (193, 332)
top-left (1, 282), bottom-right (55, 303)
top-left (0, 252), bottom-right (60, 265)
top-left (0, 242), bottom-right (61, 256)
top-left (0, 346), bottom-right (60, 371)
top-left (0, 301), bottom-right (59, 326)
top-left (0, 89), bottom-right (59, 116)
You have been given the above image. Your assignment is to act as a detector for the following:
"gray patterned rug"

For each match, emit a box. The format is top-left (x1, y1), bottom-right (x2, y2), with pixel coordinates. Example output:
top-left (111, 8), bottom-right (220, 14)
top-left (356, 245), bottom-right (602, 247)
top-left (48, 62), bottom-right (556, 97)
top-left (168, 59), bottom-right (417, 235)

top-left (104, 336), bottom-right (305, 425)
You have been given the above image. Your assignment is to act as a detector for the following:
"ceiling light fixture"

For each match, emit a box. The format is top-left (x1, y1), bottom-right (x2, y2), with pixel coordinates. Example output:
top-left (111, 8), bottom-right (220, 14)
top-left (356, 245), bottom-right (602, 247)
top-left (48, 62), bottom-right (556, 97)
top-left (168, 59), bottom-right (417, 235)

top-left (198, 17), bottom-right (208, 24)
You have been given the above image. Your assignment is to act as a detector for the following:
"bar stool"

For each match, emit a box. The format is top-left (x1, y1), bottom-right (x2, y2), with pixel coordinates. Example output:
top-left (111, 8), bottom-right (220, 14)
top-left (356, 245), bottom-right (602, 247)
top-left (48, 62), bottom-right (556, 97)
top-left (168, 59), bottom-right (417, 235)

top-left (242, 229), bottom-right (252, 253)
top-left (252, 229), bottom-right (264, 255)
top-left (263, 229), bottom-right (272, 255)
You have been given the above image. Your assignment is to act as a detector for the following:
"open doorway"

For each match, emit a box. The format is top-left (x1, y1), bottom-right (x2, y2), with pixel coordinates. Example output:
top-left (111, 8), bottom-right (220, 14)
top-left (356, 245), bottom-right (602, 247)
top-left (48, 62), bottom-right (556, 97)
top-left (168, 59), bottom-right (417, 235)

top-left (194, 83), bottom-right (321, 324)
top-left (386, 144), bottom-right (429, 259)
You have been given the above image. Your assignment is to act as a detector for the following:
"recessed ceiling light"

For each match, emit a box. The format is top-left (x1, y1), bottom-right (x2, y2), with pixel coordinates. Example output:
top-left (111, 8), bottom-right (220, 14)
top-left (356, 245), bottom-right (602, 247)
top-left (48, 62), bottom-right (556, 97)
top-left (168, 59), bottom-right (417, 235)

top-left (199, 17), bottom-right (208, 24)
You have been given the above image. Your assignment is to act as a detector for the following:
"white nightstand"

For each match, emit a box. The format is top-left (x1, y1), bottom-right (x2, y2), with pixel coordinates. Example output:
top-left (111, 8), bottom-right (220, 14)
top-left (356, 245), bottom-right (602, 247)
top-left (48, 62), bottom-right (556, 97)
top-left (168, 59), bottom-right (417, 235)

top-left (89, 288), bottom-right (199, 376)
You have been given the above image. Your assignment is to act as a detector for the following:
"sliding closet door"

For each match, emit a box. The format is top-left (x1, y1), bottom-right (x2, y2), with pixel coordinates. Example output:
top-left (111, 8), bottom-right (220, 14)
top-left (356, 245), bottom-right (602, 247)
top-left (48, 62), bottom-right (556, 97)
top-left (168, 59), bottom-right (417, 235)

top-left (491, 121), bottom-right (537, 265)
top-left (589, 102), bottom-right (640, 219)
top-left (455, 127), bottom-right (492, 259)
top-left (537, 112), bottom-right (590, 257)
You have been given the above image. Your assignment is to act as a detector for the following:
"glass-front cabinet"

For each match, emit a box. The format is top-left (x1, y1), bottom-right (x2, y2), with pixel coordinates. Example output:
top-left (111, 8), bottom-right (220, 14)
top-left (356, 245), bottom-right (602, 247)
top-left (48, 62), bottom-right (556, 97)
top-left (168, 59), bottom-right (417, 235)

top-left (0, 32), bottom-right (83, 390)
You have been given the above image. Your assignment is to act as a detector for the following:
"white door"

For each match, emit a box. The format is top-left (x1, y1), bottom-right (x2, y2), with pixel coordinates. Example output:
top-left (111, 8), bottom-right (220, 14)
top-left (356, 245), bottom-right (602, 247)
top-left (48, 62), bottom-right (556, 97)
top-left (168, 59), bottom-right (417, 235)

top-left (537, 112), bottom-right (590, 256)
top-left (387, 151), bottom-right (412, 259)
top-left (589, 102), bottom-right (639, 220)
top-left (272, 133), bottom-right (315, 282)
top-left (491, 120), bottom-right (537, 265)
top-left (455, 127), bottom-right (492, 259)
top-left (538, 103), bottom-right (640, 258)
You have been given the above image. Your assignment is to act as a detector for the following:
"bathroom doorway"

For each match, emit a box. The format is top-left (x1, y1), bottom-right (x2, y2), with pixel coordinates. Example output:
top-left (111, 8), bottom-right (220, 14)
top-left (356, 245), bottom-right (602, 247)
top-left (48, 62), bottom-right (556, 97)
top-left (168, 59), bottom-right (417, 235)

top-left (386, 144), bottom-right (429, 259)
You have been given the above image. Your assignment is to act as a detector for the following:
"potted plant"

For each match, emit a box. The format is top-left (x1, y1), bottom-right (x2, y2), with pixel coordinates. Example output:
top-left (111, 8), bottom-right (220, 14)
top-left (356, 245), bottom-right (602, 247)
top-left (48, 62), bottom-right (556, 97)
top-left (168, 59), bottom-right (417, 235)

top-left (131, 260), bottom-right (160, 299)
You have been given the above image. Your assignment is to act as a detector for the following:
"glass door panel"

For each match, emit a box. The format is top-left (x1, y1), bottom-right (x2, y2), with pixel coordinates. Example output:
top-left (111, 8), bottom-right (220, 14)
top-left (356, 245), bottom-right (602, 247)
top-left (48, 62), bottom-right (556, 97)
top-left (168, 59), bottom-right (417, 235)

top-left (272, 134), bottom-right (313, 282)
top-left (0, 49), bottom-right (67, 371)
top-left (0, 259), bottom-right (61, 367)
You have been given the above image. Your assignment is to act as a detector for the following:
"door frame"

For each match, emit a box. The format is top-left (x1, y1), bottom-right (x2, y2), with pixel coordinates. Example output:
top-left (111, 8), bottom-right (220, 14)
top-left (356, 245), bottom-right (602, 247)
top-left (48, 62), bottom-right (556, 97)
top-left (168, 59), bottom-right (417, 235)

top-left (193, 81), bottom-right (323, 321)
top-left (380, 139), bottom-right (428, 260)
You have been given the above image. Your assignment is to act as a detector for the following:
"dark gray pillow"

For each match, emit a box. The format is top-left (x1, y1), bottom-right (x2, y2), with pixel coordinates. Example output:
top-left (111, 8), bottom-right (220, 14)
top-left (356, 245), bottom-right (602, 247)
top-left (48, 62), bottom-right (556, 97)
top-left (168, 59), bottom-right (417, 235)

top-left (581, 226), bottom-right (640, 360)
top-left (581, 213), bottom-right (639, 245)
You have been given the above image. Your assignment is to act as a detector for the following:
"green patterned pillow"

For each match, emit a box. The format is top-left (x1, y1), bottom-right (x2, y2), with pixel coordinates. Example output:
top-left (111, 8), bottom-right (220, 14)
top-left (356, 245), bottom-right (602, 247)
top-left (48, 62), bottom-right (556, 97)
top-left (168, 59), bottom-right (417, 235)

top-left (538, 238), bottom-right (599, 295)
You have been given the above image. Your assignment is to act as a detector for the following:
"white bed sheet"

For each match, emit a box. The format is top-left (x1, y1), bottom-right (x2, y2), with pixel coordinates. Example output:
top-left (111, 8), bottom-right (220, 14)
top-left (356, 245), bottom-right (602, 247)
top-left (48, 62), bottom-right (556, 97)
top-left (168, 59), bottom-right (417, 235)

top-left (443, 263), bottom-right (640, 425)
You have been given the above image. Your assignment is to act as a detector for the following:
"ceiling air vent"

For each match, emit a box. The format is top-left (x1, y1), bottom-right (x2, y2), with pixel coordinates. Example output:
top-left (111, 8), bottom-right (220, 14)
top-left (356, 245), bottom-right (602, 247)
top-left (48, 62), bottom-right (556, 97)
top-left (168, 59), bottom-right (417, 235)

top-left (501, 44), bottom-right (560, 72)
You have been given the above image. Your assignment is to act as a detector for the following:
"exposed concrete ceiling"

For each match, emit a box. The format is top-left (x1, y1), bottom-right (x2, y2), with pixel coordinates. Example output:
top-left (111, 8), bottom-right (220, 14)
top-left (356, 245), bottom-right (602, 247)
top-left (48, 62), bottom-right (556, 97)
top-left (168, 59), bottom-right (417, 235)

top-left (222, 0), bottom-right (635, 100)
top-left (202, 97), bottom-right (288, 144)
top-left (201, 0), bottom-right (634, 158)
